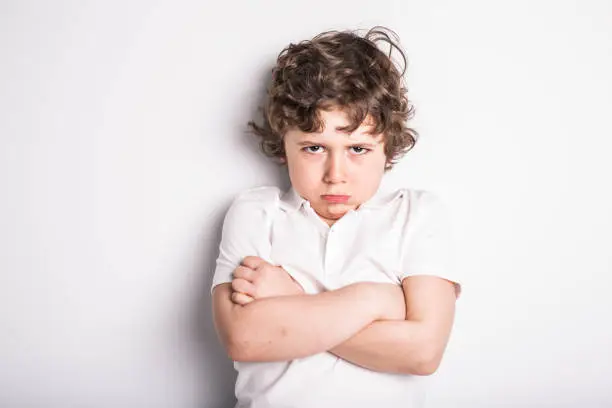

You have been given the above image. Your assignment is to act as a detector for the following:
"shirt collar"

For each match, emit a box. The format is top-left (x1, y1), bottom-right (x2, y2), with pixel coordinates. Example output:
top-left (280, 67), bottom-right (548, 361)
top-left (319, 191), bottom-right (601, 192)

top-left (280, 186), bottom-right (307, 212)
top-left (359, 186), bottom-right (404, 209)
top-left (280, 185), bottom-right (403, 213)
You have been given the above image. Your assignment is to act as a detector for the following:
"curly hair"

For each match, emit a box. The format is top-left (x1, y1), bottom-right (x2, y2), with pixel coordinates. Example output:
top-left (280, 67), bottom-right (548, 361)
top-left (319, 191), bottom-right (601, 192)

top-left (248, 26), bottom-right (418, 171)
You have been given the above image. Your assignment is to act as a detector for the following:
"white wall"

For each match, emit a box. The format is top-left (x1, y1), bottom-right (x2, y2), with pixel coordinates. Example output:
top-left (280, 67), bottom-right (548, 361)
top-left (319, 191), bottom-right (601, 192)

top-left (1, 1), bottom-right (611, 407)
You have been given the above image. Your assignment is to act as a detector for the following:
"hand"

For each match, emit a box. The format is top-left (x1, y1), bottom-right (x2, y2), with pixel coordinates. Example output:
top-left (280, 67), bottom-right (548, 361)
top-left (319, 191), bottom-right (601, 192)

top-left (230, 256), bottom-right (305, 305)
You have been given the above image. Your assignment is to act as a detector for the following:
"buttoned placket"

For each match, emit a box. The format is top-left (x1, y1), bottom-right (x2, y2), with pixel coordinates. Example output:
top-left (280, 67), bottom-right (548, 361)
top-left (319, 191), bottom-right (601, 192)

top-left (324, 223), bottom-right (339, 277)
top-left (325, 210), bottom-right (359, 278)
top-left (301, 202), bottom-right (363, 281)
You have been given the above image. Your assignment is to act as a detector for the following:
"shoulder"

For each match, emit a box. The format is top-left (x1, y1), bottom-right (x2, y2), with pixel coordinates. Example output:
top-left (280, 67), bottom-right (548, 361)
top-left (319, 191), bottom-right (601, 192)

top-left (224, 186), bottom-right (282, 222)
top-left (232, 185), bottom-right (283, 206)
top-left (392, 188), bottom-right (451, 229)
top-left (399, 187), bottom-right (443, 204)
top-left (391, 188), bottom-right (448, 215)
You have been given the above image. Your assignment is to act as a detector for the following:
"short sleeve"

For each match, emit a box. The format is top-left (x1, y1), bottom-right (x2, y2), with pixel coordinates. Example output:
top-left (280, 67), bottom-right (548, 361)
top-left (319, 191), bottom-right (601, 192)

top-left (399, 191), bottom-right (461, 297)
top-left (211, 189), bottom-right (276, 293)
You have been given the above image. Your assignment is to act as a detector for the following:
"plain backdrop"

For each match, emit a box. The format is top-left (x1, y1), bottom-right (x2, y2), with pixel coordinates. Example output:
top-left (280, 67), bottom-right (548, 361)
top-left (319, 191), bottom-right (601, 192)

top-left (1, 1), bottom-right (611, 407)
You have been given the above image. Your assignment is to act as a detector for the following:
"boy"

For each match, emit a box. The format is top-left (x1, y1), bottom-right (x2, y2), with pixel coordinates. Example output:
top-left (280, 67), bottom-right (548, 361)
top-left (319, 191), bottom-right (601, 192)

top-left (211, 26), bottom-right (461, 408)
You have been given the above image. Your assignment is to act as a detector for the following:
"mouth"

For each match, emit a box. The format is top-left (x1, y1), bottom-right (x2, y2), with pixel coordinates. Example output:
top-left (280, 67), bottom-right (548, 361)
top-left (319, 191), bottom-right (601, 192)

top-left (321, 195), bottom-right (351, 203)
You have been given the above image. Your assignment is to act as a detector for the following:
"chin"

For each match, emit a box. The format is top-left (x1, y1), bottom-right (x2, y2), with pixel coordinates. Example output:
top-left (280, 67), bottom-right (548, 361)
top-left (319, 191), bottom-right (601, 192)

top-left (324, 204), bottom-right (353, 216)
top-left (314, 204), bottom-right (342, 216)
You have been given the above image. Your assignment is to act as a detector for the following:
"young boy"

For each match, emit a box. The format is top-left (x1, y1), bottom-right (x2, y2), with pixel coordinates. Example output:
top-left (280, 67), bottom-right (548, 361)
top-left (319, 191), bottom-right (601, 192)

top-left (211, 26), bottom-right (461, 408)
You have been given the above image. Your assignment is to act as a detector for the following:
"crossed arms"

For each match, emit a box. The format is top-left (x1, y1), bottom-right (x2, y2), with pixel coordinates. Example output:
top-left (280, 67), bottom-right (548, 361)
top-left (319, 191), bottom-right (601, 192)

top-left (212, 256), bottom-right (457, 376)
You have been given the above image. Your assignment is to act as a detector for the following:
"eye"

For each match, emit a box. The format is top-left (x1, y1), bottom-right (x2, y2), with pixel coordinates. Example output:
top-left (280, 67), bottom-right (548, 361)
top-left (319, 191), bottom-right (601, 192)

top-left (350, 146), bottom-right (371, 155)
top-left (302, 145), bottom-right (325, 154)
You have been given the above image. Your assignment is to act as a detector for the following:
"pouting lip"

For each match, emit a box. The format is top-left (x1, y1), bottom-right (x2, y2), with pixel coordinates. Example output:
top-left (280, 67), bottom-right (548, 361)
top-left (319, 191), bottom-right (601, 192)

top-left (321, 194), bottom-right (351, 202)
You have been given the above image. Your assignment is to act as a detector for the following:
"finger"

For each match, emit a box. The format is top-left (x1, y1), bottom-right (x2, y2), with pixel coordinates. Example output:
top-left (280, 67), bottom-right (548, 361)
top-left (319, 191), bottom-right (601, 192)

top-left (231, 278), bottom-right (257, 297)
top-left (241, 256), bottom-right (267, 270)
top-left (231, 291), bottom-right (254, 305)
top-left (233, 265), bottom-right (256, 281)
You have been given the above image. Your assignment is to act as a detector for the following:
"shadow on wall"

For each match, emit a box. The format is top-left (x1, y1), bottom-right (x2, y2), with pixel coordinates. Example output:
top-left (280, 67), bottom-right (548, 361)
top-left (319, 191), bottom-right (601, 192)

top-left (188, 64), bottom-right (290, 407)
top-left (190, 211), bottom-right (237, 408)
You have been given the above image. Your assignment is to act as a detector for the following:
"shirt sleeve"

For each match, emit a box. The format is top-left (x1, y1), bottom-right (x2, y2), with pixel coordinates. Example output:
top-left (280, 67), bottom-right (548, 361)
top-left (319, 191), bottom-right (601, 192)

top-left (399, 191), bottom-right (461, 297)
top-left (211, 191), bottom-right (274, 293)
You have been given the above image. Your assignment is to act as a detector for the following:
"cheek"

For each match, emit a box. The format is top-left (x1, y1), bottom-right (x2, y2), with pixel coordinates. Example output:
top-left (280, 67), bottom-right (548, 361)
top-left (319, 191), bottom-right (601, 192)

top-left (372, 152), bottom-right (388, 174)
top-left (287, 155), bottom-right (321, 185)
top-left (353, 153), bottom-right (386, 173)
top-left (351, 155), bottom-right (386, 187)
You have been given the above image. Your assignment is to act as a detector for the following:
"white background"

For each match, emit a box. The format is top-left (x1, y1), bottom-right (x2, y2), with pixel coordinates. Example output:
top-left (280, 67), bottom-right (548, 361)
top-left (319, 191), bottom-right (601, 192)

top-left (1, 1), bottom-right (611, 407)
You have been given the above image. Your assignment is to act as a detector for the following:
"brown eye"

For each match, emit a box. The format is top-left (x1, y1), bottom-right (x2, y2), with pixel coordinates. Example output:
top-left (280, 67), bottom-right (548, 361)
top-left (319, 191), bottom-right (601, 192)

top-left (303, 146), bottom-right (324, 153)
top-left (350, 146), bottom-right (370, 155)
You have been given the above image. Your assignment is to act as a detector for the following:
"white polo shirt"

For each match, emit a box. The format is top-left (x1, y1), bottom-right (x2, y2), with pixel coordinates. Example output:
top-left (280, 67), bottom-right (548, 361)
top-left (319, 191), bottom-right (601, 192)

top-left (212, 185), bottom-right (460, 408)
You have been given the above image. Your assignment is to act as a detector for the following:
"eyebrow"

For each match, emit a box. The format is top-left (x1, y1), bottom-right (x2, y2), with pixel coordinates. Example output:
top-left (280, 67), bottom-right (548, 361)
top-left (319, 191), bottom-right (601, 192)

top-left (296, 140), bottom-right (379, 148)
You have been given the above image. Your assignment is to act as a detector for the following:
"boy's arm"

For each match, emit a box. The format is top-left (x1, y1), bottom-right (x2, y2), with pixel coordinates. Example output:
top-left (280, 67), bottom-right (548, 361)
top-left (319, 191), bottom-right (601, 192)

top-left (227, 256), bottom-right (456, 374)
top-left (211, 194), bottom-right (407, 363)
top-left (212, 280), bottom-right (405, 362)
top-left (329, 275), bottom-right (457, 375)
top-left (330, 191), bottom-right (459, 375)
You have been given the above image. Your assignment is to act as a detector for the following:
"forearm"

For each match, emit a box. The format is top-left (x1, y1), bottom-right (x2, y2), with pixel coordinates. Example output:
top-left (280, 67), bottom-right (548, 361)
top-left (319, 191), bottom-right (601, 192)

top-left (227, 283), bottom-right (381, 362)
top-left (329, 320), bottom-right (436, 375)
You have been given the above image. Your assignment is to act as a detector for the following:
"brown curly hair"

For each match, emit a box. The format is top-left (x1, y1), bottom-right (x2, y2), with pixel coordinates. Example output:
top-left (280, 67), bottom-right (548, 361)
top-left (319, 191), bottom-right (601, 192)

top-left (248, 26), bottom-right (418, 171)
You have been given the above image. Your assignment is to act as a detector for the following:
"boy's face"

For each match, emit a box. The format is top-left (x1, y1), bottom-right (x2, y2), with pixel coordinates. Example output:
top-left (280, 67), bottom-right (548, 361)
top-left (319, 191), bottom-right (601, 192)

top-left (283, 108), bottom-right (388, 226)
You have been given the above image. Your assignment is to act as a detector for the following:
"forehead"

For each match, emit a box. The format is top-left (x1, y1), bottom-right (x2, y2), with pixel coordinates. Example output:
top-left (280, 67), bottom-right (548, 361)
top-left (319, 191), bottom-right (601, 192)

top-left (288, 109), bottom-right (383, 143)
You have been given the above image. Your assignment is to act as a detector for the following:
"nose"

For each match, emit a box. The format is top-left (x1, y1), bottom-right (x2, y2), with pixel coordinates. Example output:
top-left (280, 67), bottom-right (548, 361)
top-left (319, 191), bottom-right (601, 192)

top-left (323, 152), bottom-right (347, 184)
